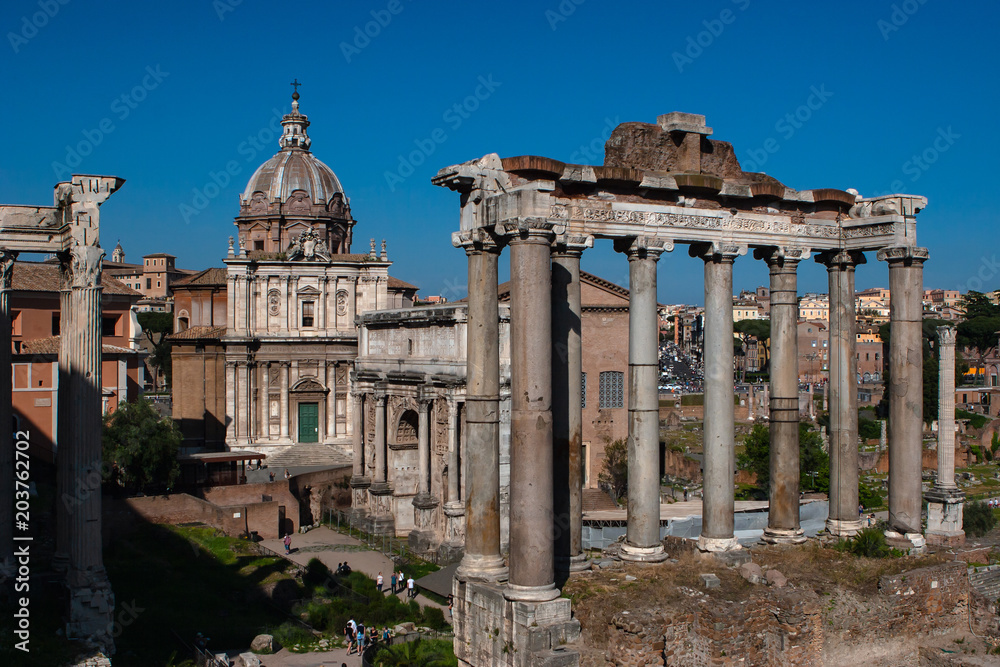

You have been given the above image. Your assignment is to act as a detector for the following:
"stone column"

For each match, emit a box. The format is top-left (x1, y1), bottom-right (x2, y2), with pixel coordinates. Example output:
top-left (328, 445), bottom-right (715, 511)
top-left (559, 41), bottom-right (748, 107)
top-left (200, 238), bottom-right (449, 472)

top-left (551, 236), bottom-right (592, 571)
top-left (442, 398), bottom-right (465, 559)
top-left (0, 250), bottom-right (17, 566)
top-left (695, 244), bottom-right (741, 552)
top-left (416, 398), bottom-right (432, 497)
top-left (350, 392), bottom-right (370, 512)
top-left (879, 246), bottom-right (928, 537)
top-left (260, 363), bottom-right (270, 441)
top-left (225, 361), bottom-right (237, 442)
top-left (455, 231), bottom-right (507, 582)
top-left (66, 244), bottom-right (115, 644)
top-left (820, 250), bottom-right (865, 536)
top-left (279, 362), bottom-right (290, 440)
top-left (236, 361), bottom-right (248, 443)
top-left (619, 238), bottom-right (668, 562)
top-left (54, 261), bottom-right (72, 572)
top-left (326, 362), bottom-right (337, 440)
top-left (926, 326), bottom-right (964, 545)
top-left (506, 221), bottom-right (558, 602)
top-left (447, 398), bottom-right (461, 503)
top-left (373, 393), bottom-right (387, 484)
top-left (759, 248), bottom-right (806, 544)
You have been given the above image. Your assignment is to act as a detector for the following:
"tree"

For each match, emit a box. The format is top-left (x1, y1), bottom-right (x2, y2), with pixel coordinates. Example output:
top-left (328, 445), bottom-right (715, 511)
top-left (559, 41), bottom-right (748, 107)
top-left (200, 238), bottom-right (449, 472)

top-left (736, 422), bottom-right (829, 493)
top-left (103, 397), bottom-right (181, 493)
top-left (137, 311), bottom-right (174, 392)
top-left (877, 318), bottom-right (961, 421)
top-left (598, 438), bottom-right (628, 504)
top-left (734, 319), bottom-right (771, 379)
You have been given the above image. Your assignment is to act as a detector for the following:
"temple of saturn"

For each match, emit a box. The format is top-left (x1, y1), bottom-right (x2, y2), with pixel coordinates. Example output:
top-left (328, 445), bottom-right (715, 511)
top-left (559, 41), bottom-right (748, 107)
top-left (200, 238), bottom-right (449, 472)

top-left (432, 113), bottom-right (930, 667)
top-left (1, 175), bottom-right (123, 654)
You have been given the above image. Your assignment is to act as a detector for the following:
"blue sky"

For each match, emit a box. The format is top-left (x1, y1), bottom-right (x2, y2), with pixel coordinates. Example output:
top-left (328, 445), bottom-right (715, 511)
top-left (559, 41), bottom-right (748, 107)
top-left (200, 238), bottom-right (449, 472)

top-left (1, 0), bottom-right (997, 304)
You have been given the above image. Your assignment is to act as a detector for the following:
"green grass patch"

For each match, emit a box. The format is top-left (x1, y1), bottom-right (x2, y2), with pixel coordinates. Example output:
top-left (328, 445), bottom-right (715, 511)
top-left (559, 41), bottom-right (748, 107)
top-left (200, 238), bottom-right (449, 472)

top-left (957, 409), bottom-right (990, 430)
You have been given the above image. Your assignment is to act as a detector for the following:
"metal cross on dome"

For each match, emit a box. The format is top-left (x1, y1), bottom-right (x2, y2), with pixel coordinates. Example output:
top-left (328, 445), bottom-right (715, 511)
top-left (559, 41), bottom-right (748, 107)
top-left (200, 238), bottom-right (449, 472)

top-left (290, 79), bottom-right (301, 94)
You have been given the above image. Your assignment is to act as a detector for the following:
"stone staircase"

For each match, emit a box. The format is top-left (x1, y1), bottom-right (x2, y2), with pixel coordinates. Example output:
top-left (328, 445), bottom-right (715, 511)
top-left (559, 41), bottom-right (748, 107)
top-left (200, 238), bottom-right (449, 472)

top-left (263, 443), bottom-right (352, 469)
top-left (968, 564), bottom-right (1000, 600)
top-left (582, 488), bottom-right (619, 512)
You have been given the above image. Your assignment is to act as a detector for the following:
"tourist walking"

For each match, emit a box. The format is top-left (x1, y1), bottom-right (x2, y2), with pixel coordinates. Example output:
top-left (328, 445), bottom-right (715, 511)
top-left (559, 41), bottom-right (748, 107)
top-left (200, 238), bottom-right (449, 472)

top-left (407, 576), bottom-right (415, 599)
top-left (389, 571), bottom-right (397, 594)
top-left (377, 571), bottom-right (384, 593)
top-left (283, 533), bottom-right (291, 554)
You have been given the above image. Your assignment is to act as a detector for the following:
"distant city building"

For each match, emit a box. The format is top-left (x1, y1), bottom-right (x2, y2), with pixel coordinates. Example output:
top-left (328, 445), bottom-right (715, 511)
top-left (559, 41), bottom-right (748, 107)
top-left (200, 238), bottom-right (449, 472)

top-left (797, 319), bottom-right (829, 383)
top-left (9, 261), bottom-right (145, 461)
top-left (798, 293), bottom-right (829, 322)
top-left (103, 244), bottom-right (196, 312)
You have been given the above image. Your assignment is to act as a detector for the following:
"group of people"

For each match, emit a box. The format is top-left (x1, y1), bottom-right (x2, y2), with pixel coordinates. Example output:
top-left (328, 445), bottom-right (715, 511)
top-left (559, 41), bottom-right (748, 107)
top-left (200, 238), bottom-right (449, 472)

top-left (375, 570), bottom-right (417, 598)
top-left (988, 498), bottom-right (1000, 509)
top-left (344, 618), bottom-right (393, 656)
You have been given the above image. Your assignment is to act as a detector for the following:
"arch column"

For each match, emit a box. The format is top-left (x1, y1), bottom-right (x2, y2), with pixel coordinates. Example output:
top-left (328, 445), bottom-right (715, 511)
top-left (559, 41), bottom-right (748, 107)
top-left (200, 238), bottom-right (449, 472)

top-left (366, 392), bottom-right (394, 535)
top-left (505, 220), bottom-right (558, 603)
top-left (350, 391), bottom-right (370, 512)
top-left (454, 231), bottom-right (507, 582)
top-left (411, 397), bottom-right (440, 550)
top-left (819, 250), bottom-right (866, 536)
top-left (693, 243), bottom-right (742, 552)
top-left (443, 397), bottom-right (465, 552)
top-left (879, 246), bottom-right (928, 537)
top-left (759, 247), bottom-right (807, 544)
top-left (279, 362), bottom-right (290, 440)
top-left (551, 235), bottom-right (593, 571)
top-left (617, 237), bottom-right (670, 562)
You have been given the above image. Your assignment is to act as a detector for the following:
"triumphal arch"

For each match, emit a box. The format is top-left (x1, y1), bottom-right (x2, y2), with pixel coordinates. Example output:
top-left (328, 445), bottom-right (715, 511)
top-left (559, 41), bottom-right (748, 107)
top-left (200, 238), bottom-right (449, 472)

top-left (1, 175), bottom-right (123, 654)
top-left (433, 113), bottom-right (927, 666)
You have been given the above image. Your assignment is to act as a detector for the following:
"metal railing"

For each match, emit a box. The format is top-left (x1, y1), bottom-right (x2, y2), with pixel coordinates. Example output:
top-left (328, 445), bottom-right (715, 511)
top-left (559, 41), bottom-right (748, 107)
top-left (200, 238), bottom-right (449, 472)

top-left (325, 508), bottom-right (414, 565)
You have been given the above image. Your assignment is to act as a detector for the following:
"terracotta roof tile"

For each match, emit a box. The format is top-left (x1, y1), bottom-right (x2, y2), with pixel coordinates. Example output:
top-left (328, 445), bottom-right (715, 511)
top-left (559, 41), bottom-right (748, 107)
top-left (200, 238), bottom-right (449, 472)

top-left (388, 275), bottom-right (419, 291)
top-left (11, 262), bottom-right (141, 296)
top-left (167, 325), bottom-right (227, 340)
top-left (172, 267), bottom-right (228, 287)
top-left (17, 336), bottom-right (137, 355)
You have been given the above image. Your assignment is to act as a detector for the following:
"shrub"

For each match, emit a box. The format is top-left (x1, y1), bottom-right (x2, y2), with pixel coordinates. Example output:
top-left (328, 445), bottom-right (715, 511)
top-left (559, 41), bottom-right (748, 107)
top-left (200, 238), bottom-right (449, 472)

top-left (272, 621), bottom-right (315, 651)
top-left (965, 500), bottom-right (997, 537)
top-left (840, 527), bottom-right (891, 558)
top-left (421, 606), bottom-right (449, 630)
top-left (858, 481), bottom-right (883, 509)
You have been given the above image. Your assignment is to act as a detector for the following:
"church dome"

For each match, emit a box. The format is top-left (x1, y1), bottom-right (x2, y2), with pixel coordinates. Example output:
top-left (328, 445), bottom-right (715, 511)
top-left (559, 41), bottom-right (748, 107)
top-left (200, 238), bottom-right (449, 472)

top-left (241, 91), bottom-right (345, 207)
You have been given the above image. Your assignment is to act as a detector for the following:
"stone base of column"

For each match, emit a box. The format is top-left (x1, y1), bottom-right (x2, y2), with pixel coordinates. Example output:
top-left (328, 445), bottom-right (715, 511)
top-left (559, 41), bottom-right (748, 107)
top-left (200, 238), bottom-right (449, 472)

top-left (620, 542), bottom-right (669, 563)
top-left (568, 553), bottom-right (591, 573)
top-left (456, 553), bottom-right (509, 583)
top-left (67, 576), bottom-right (115, 655)
top-left (454, 579), bottom-right (579, 667)
top-left (350, 476), bottom-right (371, 515)
top-left (366, 483), bottom-right (395, 536)
top-left (826, 518), bottom-right (863, 537)
top-left (762, 527), bottom-right (807, 545)
top-left (697, 535), bottom-right (741, 553)
top-left (925, 486), bottom-right (965, 547)
top-left (505, 582), bottom-right (561, 603)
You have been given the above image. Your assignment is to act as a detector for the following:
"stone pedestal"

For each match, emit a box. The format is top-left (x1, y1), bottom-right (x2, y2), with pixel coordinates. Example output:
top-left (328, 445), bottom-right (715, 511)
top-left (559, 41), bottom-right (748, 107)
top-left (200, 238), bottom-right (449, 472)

top-left (409, 493), bottom-right (441, 554)
top-left (925, 487), bottom-right (965, 546)
top-left (454, 579), bottom-right (580, 667)
top-left (350, 475), bottom-right (371, 520)
top-left (366, 483), bottom-right (395, 536)
top-left (439, 501), bottom-right (467, 563)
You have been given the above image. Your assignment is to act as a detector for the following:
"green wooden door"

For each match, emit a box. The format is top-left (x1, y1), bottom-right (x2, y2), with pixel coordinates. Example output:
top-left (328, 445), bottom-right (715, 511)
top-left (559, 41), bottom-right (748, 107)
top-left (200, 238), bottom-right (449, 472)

top-left (298, 402), bottom-right (319, 443)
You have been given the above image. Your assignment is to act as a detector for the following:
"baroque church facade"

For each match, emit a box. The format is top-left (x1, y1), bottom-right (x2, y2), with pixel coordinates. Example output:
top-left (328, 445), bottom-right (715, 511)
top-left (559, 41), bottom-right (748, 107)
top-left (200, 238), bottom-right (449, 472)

top-left (170, 91), bottom-right (416, 453)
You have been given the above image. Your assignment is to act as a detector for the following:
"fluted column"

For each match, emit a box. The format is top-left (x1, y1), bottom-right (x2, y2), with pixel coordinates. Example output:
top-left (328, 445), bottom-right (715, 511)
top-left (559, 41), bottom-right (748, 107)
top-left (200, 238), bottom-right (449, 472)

top-left (552, 236), bottom-right (592, 571)
top-left (236, 362), bottom-right (248, 442)
top-left (279, 362), bottom-right (290, 440)
top-left (0, 250), bottom-right (17, 565)
top-left (820, 250), bottom-right (865, 536)
top-left (455, 231), bottom-right (506, 582)
top-left (54, 260), bottom-right (72, 571)
top-left (327, 363), bottom-right (337, 439)
top-left (506, 221), bottom-right (558, 602)
top-left (260, 363), bottom-right (270, 441)
top-left (926, 325), bottom-right (964, 544)
top-left (618, 238), bottom-right (669, 562)
top-left (416, 398), bottom-right (432, 497)
top-left (225, 361), bottom-right (237, 442)
top-left (694, 244), bottom-right (741, 552)
top-left (936, 327), bottom-right (957, 488)
top-left (447, 398), bottom-right (461, 504)
top-left (352, 393), bottom-right (365, 478)
top-left (879, 246), bottom-right (928, 536)
top-left (373, 393), bottom-right (387, 484)
top-left (760, 248), bottom-right (806, 544)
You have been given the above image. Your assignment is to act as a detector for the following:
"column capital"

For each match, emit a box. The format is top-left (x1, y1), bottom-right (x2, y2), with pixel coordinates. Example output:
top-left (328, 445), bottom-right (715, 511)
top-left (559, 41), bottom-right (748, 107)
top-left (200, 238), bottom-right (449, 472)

top-left (936, 325), bottom-right (957, 347)
top-left (815, 249), bottom-right (867, 268)
top-left (497, 218), bottom-right (554, 244)
top-left (551, 234), bottom-right (594, 257)
top-left (614, 235), bottom-right (673, 260)
top-left (453, 228), bottom-right (505, 255)
top-left (416, 396), bottom-right (433, 413)
top-left (754, 246), bottom-right (809, 267)
top-left (70, 244), bottom-right (105, 289)
top-left (0, 249), bottom-right (18, 289)
top-left (374, 392), bottom-right (387, 406)
top-left (689, 241), bottom-right (745, 263)
top-left (876, 245), bottom-right (928, 265)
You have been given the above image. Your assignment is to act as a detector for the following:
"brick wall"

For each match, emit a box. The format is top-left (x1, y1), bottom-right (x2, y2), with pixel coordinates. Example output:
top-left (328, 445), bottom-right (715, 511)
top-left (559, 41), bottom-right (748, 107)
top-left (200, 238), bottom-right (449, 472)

top-left (877, 562), bottom-right (969, 635)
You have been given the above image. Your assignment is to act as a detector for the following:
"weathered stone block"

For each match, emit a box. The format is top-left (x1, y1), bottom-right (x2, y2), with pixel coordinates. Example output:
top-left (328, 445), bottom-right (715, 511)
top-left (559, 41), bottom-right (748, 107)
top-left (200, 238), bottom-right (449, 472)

top-left (700, 573), bottom-right (721, 589)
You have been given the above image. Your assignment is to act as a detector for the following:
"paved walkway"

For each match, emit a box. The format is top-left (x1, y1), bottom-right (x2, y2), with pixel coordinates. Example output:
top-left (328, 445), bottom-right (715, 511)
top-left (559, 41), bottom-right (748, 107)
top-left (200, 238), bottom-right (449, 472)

top-left (252, 527), bottom-right (450, 667)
